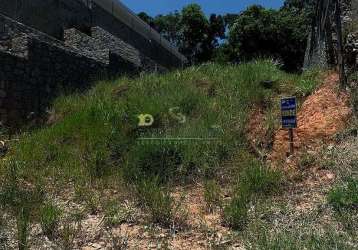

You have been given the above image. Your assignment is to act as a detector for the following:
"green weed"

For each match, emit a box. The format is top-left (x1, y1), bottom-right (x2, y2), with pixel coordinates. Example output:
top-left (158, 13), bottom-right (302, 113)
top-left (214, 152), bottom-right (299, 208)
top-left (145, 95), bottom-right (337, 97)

top-left (59, 223), bottom-right (77, 250)
top-left (39, 202), bottom-right (61, 239)
top-left (298, 152), bottom-right (316, 170)
top-left (239, 160), bottom-right (282, 197)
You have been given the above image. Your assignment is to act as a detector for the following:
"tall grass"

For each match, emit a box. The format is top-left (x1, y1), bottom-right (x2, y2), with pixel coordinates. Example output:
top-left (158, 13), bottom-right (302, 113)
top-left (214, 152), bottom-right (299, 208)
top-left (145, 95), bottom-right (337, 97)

top-left (0, 61), bottom-right (319, 231)
top-left (3, 61), bottom-right (315, 185)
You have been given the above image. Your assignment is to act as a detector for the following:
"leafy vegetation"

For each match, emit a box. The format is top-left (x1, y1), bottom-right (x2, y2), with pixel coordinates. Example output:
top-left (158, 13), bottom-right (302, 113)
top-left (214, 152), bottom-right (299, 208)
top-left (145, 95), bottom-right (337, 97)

top-left (138, 1), bottom-right (314, 70)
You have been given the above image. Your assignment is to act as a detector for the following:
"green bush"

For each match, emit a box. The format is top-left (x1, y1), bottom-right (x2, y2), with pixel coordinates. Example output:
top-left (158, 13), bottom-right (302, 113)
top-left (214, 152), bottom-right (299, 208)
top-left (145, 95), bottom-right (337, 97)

top-left (136, 177), bottom-right (175, 226)
top-left (328, 178), bottom-right (358, 211)
top-left (39, 203), bottom-right (61, 239)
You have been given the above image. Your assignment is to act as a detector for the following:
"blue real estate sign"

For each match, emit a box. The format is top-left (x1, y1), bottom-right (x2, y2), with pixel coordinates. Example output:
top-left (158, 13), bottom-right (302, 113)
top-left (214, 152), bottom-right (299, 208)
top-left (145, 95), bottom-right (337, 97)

top-left (281, 97), bottom-right (297, 128)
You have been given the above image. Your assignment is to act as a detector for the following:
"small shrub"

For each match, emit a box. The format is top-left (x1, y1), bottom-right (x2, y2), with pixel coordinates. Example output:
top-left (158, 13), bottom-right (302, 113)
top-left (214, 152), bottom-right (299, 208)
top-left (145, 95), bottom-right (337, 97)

top-left (39, 203), bottom-right (61, 239)
top-left (295, 69), bottom-right (320, 97)
top-left (136, 177), bottom-right (174, 226)
top-left (225, 160), bottom-right (282, 230)
top-left (328, 178), bottom-right (358, 211)
top-left (204, 180), bottom-right (222, 212)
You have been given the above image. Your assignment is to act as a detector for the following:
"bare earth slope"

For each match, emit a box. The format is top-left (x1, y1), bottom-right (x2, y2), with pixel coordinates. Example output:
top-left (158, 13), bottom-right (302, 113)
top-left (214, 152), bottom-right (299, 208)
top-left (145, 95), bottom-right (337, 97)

top-left (270, 73), bottom-right (351, 164)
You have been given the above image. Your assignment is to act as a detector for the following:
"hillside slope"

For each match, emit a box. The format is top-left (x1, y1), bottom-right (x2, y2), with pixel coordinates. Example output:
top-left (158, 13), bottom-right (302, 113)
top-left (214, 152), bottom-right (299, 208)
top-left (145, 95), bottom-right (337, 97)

top-left (1, 62), bottom-right (356, 249)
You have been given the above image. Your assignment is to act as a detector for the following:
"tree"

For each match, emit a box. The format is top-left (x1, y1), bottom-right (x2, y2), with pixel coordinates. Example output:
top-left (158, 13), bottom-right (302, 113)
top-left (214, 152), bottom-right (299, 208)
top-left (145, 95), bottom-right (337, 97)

top-left (228, 5), bottom-right (311, 71)
top-left (138, 4), bottom-right (225, 64)
top-left (138, 12), bottom-right (156, 28)
top-left (198, 14), bottom-right (226, 62)
top-left (180, 4), bottom-right (209, 63)
top-left (153, 12), bottom-right (182, 47)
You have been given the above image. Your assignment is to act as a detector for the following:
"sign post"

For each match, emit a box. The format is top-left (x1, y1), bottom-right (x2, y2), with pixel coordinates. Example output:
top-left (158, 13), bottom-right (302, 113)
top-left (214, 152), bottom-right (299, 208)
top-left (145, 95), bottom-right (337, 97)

top-left (281, 97), bottom-right (297, 156)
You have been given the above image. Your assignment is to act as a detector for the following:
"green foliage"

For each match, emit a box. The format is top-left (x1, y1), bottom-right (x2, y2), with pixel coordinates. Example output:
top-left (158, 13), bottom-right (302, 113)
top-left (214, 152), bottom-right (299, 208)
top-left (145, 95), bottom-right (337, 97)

top-left (103, 200), bottom-right (136, 227)
top-left (139, 5), bottom-right (225, 64)
top-left (298, 152), bottom-right (316, 170)
top-left (328, 178), bottom-right (358, 212)
top-left (228, 4), bottom-right (311, 71)
top-left (245, 225), bottom-right (355, 250)
top-left (39, 203), bottom-right (61, 239)
top-left (59, 223), bottom-right (77, 250)
top-left (294, 69), bottom-right (321, 96)
top-left (136, 178), bottom-right (175, 226)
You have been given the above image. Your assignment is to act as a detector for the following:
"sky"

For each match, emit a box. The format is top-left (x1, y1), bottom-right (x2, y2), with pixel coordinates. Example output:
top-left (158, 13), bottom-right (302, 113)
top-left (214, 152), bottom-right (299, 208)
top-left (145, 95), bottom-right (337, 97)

top-left (120, 0), bottom-right (284, 17)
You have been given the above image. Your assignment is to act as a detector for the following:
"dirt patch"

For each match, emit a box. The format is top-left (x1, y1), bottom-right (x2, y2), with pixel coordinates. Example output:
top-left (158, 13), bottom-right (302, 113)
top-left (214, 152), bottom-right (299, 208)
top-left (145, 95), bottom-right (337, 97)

top-left (269, 73), bottom-right (351, 165)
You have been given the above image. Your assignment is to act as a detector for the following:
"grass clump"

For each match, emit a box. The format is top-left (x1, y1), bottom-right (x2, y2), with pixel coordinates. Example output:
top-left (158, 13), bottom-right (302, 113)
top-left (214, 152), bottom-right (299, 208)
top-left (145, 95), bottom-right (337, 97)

top-left (245, 225), bottom-right (355, 250)
top-left (103, 200), bottom-right (136, 227)
top-left (224, 159), bottom-right (282, 230)
top-left (17, 208), bottom-right (30, 250)
top-left (204, 179), bottom-right (222, 212)
top-left (39, 203), bottom-right (61, 239)
top-left (238, 159), bottom-right (282, 197)
top-left (328, 178), bottom-right (358, 211)
top-left (136, 177), bottom-right (176, 226)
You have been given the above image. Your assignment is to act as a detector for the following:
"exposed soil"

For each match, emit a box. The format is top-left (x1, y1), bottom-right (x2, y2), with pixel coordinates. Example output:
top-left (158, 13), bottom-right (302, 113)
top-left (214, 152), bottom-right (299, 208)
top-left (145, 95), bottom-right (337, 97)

top-left (269, 73), bottom-right (351, 166)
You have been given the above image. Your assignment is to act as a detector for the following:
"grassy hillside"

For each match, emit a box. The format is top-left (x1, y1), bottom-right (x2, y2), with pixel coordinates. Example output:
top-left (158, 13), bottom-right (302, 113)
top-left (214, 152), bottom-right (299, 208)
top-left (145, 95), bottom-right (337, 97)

top-left (0, 61), bottom-right (328, 248)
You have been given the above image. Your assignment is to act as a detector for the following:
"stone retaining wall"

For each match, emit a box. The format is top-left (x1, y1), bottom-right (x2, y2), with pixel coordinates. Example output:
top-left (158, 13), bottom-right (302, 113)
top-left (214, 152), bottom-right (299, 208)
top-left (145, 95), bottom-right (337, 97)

top-left (0, 0), bottom-right (186, 69)
top-left (0, 0), bottom-right (185, 128)
top-left (0, 17), bottom-right (110, 127)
